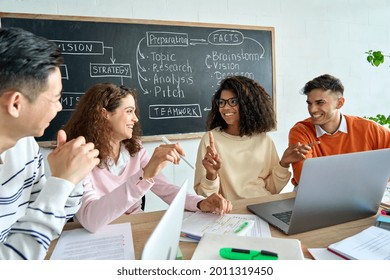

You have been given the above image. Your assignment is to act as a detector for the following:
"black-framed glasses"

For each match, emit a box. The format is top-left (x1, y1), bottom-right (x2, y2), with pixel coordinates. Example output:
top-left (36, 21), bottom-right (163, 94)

top-left (216, 97), bottom-right (239, 108)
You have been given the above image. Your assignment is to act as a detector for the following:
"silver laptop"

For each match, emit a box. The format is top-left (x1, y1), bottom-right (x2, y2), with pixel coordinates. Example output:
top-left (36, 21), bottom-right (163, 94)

top-left (141, 179), bottom-right (188, 260)
top-left (247, 149), bottom-right (390, 235)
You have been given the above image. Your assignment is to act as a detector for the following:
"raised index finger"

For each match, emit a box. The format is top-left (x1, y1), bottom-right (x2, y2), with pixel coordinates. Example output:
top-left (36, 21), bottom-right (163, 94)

top-left (209, 131), bottom-right (216, 151)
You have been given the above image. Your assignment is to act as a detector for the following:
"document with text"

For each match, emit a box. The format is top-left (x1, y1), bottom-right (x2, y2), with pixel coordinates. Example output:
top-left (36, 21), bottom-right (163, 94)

top-left (327, 226), bottom-right (390, 260)
top-left (50, 223), bottom-right (134, 260)
top-left (180, 212), bottom-right (270, 242)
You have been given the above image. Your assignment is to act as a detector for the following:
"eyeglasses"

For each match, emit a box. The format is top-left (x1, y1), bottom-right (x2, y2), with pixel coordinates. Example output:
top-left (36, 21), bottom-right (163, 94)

top-left (216, 97), bottom-right (239, 108)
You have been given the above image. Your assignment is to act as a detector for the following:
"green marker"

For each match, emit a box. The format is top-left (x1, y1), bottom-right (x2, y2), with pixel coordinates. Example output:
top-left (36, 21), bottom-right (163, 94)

top-left (234, 221), bottom-right (249, 233)
top-left (219, 248), bottom-right (278, 260)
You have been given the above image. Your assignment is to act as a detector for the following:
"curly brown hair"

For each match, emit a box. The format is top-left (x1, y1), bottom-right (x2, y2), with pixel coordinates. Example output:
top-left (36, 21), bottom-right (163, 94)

top-left (207, 76), bottom-right (276, 136)
top-left (63, 83), bottom-right (142, 168)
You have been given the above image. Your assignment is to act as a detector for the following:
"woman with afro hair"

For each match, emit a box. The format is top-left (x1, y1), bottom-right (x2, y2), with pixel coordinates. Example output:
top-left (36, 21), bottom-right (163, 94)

top-left (194, 76), bottom-right (310, 201)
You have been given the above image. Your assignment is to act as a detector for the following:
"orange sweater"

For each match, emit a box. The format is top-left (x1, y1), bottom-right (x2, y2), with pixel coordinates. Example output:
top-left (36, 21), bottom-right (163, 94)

top-left (289, 115), bottom-right (390, 186)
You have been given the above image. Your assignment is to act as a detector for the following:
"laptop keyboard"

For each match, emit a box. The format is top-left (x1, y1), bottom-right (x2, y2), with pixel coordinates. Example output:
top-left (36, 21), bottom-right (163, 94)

top-left (272, 211), bottom-right (292, 225)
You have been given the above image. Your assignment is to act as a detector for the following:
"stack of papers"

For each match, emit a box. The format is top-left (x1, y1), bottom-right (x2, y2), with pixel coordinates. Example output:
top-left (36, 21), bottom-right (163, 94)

top-left (181, 212), bottom-right (255, 241)
top-left (50, 223), bottom-right (134, 260)
top-left (327, 226), bottom-right (390, 260)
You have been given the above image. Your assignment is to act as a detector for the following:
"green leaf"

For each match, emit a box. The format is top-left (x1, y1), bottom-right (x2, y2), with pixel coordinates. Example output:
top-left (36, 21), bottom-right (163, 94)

top-left (373, 51), bottom-right (383, 58)
top-left (364, 114), bottom-right (390, 128)
top-left (365, 50), bottom-right (386, 67)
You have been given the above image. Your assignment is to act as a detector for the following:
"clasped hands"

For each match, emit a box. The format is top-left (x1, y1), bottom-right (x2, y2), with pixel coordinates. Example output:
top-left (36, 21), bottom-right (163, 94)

top-left (198, 192), bottom-right (232, 215)
top-left (48, 130), bottom-right (100, 185)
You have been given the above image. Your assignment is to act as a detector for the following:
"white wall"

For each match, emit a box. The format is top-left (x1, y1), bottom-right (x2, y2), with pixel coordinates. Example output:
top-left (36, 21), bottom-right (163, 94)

top-left (2, 0), bottom-right (390, 211)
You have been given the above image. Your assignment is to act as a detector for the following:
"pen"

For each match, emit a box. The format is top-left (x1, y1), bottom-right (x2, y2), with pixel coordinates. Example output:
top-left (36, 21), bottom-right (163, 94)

top-left (220, 248), bottom-right (278, 260)
top-left (161, 136), bottom-right (195, 170)
top-left (234, 221), bottom-right (249, 234)
top-left (180, 232), bottom-right (201, 241)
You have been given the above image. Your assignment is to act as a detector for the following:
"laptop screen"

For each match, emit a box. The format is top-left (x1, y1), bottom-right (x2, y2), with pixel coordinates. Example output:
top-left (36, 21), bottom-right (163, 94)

top-left (141, 179), bottom-right (188, 260)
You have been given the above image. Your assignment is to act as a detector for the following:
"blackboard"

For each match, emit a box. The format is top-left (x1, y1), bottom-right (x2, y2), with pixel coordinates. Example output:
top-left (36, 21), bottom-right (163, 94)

top-left (0, 13), bottom-right (275, 143)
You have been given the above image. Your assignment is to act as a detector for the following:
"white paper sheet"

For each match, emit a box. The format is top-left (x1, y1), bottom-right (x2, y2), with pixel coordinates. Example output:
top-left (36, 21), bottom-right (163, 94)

top-left (50, 223), bottom-right (134, 260)
top-left (232, 214), bottom-right (271, 237)
top-left (180, 212), bottom-right (270, 242)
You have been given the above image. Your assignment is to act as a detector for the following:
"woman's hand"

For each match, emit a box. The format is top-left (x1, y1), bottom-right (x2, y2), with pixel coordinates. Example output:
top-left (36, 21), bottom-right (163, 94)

top-left (198, 193), bottom-right (232, 215)
top-left (202, 131), bottom-right (222, 180)
top-left (143, 143), bottom-right (186, 180)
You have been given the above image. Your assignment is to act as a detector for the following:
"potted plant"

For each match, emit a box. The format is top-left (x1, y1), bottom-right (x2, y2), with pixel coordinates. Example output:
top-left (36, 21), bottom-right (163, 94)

top-left (364, 114), bottom-right (390, 128)
top-left (364, 51), bottom-right (389, 128)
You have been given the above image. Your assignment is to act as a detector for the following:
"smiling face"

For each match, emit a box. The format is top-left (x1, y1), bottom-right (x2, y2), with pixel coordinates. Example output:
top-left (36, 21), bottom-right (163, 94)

top-left (21, 67), bottom-right (63, 137)
top-left (306, 88), bottom-right (344, 133)
top-left (106, 94), bottom-right (139, 143)
top-left (219, 89), bottom-right (240, 135)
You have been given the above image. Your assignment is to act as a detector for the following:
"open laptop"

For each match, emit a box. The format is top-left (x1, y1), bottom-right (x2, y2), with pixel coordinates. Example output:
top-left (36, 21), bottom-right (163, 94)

top-left (247, 148), bottom-right (390, 235)
top-left (141, 179), bottom-right (188, 260)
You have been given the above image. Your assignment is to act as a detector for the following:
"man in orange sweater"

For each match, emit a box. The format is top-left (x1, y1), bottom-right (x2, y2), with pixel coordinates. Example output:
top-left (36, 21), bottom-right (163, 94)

top-left (289, 74), bottom-right (390, 186)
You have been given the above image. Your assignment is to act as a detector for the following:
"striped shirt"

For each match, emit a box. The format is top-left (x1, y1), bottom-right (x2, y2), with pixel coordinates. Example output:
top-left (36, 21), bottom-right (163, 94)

top-left (0, 137), bottom-right (83, 259)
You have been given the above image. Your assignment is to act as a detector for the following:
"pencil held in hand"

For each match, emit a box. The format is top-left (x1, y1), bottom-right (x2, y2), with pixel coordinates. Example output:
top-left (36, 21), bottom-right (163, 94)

top-left (161, 136), bottom-right (194, 169)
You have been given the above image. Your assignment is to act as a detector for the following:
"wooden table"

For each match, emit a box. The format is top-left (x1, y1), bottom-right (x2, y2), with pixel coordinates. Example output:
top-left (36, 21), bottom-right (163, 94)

top-left (46, 192), bottom-right (378, 260)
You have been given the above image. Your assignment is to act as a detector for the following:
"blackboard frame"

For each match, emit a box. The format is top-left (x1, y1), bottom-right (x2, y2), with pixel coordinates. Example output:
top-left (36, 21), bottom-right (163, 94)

top-left (0, 12), bottom-right (276, 145)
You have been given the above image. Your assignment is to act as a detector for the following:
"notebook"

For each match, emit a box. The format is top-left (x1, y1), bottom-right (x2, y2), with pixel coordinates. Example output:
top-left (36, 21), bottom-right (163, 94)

top-left (141, 179), bottom-right (188, 260)
top-left (191, 232), bottom-right (304, 260)
top-left (247, 148), bottom-right (390, 235)
top-left (327, 226), bottom-right (390, 260)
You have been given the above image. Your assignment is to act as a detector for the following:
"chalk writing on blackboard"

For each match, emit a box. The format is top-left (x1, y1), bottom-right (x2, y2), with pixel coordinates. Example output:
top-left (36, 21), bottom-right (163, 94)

top-left (0, 14), bottom-right (275, 141)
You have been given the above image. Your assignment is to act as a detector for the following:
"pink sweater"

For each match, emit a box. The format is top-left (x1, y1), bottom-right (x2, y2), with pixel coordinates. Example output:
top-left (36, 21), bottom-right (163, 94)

top-left (75, 146), bottom-right (203, 232)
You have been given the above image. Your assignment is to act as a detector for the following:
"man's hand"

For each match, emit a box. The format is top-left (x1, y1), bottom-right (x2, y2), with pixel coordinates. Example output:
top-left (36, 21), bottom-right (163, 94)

top-left (279, 141), bottom-right (320, 168)
top-left (47, 130), bottom-right (100, 185)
